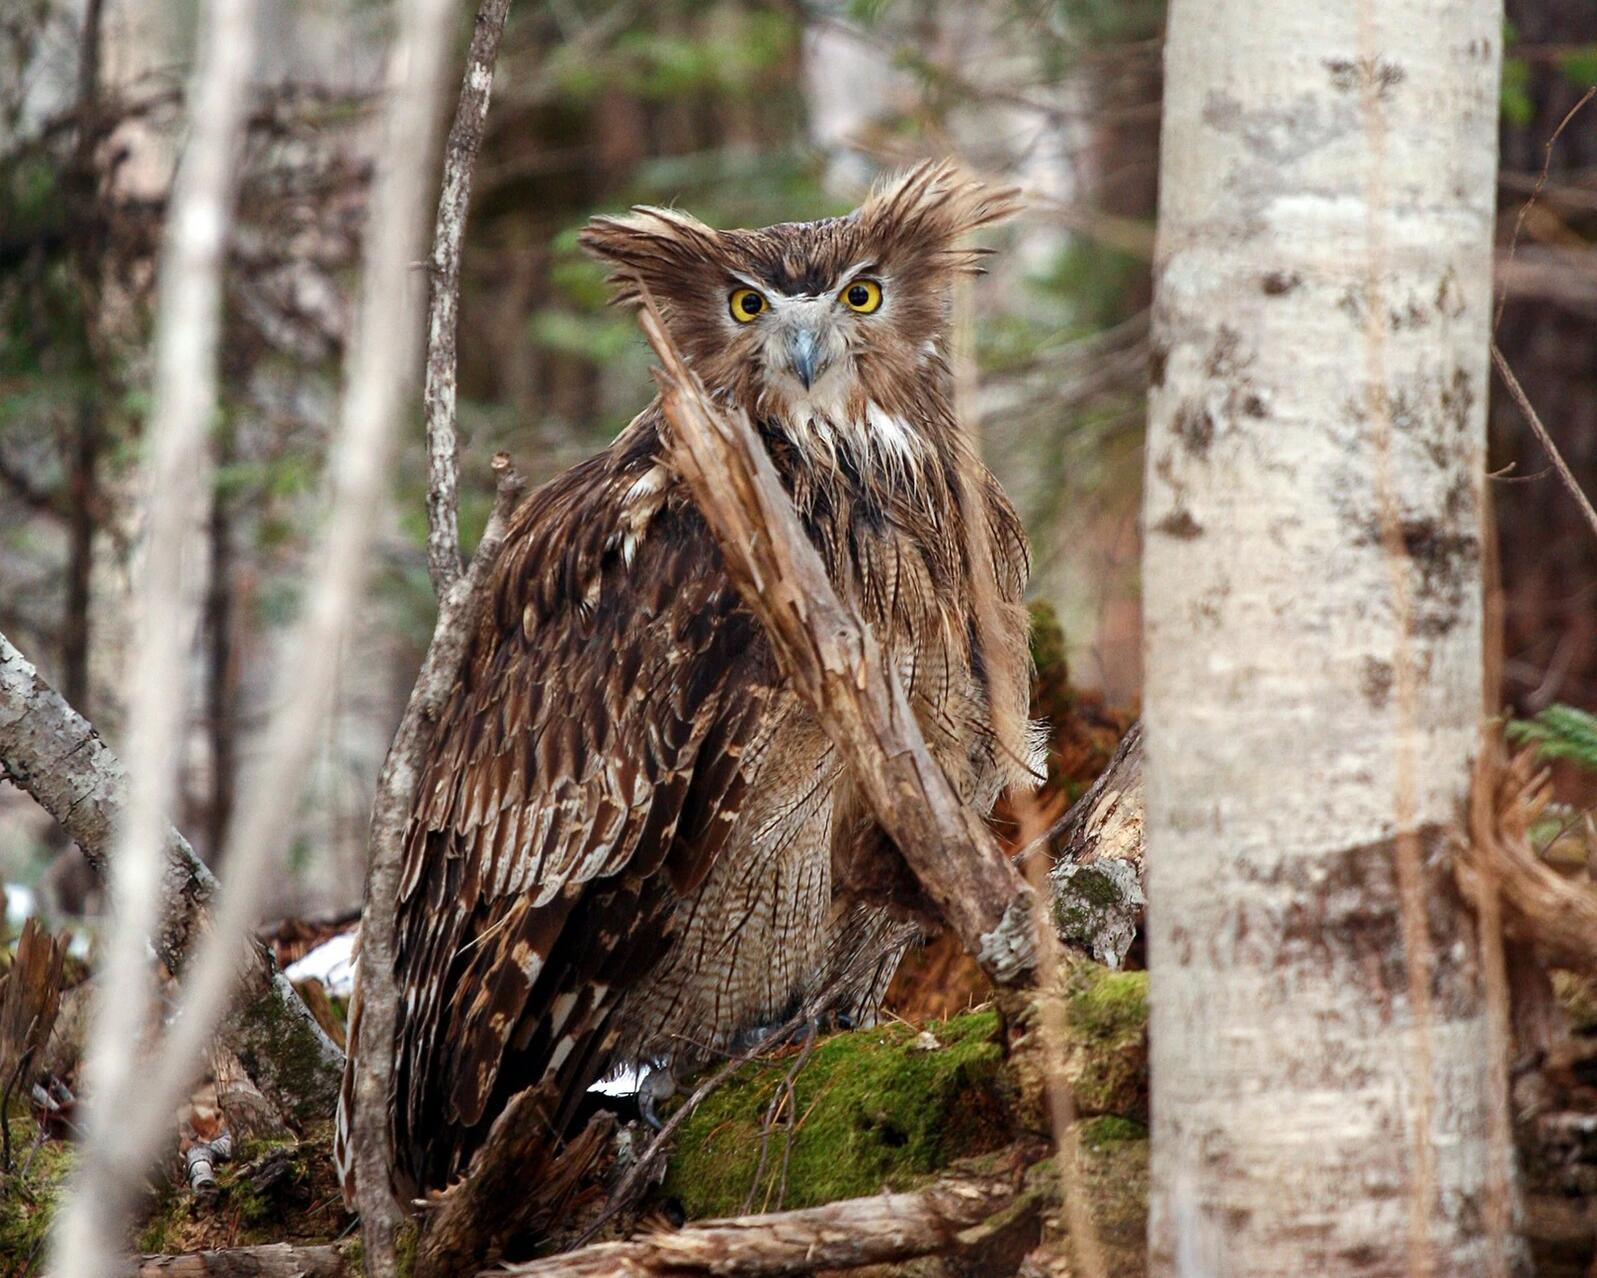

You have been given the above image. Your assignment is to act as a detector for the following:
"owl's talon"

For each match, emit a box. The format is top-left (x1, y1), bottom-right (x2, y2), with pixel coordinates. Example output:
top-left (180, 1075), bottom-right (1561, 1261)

top-left (638, 1064), bottom-right (677, 1131)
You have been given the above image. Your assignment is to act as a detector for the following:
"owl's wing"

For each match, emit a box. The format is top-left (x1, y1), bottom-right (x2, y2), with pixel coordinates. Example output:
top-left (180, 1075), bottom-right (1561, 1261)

top-left (388, 437), bottom-right (779, 1194)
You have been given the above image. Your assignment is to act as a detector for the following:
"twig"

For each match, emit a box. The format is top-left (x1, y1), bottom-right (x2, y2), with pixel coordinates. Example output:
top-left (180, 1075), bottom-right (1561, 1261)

top-left (497, 1162), bottom-right (1023, 1277)
top-left (743, 1022), bottom-right (816, 1215)
top-left (51, 0), bottom-right (261, 1262)
top-left (633, 286), bottom-right (1037, 988)
top-left (423, 0), bottom-right (514, 595)
top-left (1493, 86), bottom-right (1595, 334)
top-left (768, 1027), bottom-right (817, 1213)
top-left (1490, 343), bottom-right (1597, 546)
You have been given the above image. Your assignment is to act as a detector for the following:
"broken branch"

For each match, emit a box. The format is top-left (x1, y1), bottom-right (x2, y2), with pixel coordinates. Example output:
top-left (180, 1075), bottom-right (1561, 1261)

top-left (130, 1243), bottom-right (349, 1277)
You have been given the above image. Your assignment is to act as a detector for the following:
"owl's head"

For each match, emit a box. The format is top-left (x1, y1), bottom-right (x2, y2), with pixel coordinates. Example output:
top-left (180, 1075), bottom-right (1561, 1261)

top-left (580, 162), bottom-right (1020, 449)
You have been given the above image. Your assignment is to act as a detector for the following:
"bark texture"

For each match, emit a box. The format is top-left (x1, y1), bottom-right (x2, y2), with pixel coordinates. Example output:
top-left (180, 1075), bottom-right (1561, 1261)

top-left (1045, 721), bottom-right (1144, 969)
top-left (1143, 1), bottom-right (1510, 1272)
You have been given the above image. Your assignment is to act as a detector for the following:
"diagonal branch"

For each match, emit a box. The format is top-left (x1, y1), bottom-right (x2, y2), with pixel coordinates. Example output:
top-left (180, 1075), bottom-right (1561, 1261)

top-left (633, 287), bottom-right (1036, 989)
top-left (0, 628), bottom-right (345, 1121)
top-left (1491, 342), bottom-right (1597, 546)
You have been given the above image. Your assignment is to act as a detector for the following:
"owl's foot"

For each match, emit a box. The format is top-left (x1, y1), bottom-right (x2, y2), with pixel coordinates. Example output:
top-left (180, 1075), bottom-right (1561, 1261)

top-left (638, 1064), bottom-right (677, 1131)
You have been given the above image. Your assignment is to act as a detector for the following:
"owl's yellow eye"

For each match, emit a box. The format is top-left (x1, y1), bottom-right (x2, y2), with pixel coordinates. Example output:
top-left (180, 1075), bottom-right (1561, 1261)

top-left (840, 278), bottom-right (882, 314)
top-left (729, 288), bottom-right (767, 322)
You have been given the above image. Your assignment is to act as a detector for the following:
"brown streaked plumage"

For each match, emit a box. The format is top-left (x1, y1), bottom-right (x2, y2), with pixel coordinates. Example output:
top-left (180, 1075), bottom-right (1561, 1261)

top-left (336, 161), bottom-right (1036, 1208)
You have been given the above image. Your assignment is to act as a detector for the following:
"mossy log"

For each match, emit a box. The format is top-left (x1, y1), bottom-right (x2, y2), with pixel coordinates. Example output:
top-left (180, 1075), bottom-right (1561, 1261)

top-left (620, 960), bottom-right (1150, 1278)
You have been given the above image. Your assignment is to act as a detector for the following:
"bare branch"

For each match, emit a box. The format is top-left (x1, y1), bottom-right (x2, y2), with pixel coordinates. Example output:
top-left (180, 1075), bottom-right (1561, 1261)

top-left (496, 1164), bottom-right (1022, 1277)
top-left (350, 453), bottom-right (526, 1276)
top-left (51, 0), bottom-right (261, 1262)
top-left (633, 288), bottom-right (1037, 988)
top-left (423, 0), bottom-right (514, 595)
top-left (0, 627), bottom-right (344, 1125)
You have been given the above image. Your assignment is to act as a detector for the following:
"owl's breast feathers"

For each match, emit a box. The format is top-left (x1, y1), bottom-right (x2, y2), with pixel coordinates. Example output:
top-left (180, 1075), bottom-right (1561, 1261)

top-left (337, 401), bottom-right (1029, 1204)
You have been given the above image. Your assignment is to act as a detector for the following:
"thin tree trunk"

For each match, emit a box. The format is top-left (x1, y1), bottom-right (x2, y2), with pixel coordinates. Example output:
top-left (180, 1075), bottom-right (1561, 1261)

top-left (204, 435), bottom-right (236, 862)
top-left (63, 399), bottom-right (96, 716)
top-left (1143, 1), bottom-right (1512, 1273)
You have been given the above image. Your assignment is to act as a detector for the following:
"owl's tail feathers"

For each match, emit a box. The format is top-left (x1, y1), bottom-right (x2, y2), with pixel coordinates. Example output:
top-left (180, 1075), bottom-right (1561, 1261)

top-left (413, 1083), bottom-right (615, 1275)
top-left (336, 984), bottom-right (613, 1268)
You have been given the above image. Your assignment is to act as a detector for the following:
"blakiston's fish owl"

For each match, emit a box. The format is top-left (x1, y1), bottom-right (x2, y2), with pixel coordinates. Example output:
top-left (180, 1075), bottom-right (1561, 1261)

top-left (336, 161), bottom-right (1036, 1207)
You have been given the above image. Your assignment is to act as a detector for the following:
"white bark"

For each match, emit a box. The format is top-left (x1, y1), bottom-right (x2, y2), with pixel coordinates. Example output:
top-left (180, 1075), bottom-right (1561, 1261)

top-left (1143, 1), bottom-right (1510, 1275)
top-left (52, 0), bottom-right (260, 1268)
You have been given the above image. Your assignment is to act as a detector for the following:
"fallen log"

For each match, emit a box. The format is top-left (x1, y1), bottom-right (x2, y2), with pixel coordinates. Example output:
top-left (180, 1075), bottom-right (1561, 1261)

top-left (498, 1165), bottom-right (1023, 1277)
top-left (130, 1242), bottom-right (350, 1277)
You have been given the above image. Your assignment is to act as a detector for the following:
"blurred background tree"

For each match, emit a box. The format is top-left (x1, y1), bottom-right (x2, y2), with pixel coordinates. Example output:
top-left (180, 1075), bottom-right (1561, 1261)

top-left (0, 0), bottom-right (1592, 928)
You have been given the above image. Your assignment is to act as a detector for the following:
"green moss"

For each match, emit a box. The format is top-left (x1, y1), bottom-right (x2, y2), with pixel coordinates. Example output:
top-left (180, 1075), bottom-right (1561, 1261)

top-left (1077, 1115), bottom-right (1146, 1148)
top-left (0, 1118), bottom-right (74, 1263)
top-left (1068, 967), bottom-right (1147, 1040)
top-left (1062, 963), bottom-right (1149, 1118)
top-left (662, 1009), bottom-right (1010, 1218)
top-left (226, 984), bottom-right (343, 1126)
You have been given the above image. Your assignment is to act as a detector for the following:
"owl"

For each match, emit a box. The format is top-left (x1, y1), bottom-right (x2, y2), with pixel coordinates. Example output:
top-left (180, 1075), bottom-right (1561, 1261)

top-left (336, 161), bottom-right (1035, 1212)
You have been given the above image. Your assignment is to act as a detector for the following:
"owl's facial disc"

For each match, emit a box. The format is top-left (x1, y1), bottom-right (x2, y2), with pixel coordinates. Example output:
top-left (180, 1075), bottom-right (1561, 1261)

top-left (735, 289), bottom-right (859, 405)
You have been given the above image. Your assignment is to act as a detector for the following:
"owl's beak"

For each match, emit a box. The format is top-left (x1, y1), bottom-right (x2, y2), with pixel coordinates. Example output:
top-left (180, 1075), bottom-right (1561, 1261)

top-left (787, 328), bottom-right (824, 390)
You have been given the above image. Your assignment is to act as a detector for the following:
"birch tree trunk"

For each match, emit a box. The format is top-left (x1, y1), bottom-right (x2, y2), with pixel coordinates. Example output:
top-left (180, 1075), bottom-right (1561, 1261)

top-left (1143, 1), bottom-right (1510, 1274)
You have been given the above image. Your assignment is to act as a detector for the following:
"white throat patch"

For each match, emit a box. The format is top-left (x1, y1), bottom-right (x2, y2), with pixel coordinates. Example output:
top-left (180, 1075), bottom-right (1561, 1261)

top-left (780, 399), bottom-right (927, 487)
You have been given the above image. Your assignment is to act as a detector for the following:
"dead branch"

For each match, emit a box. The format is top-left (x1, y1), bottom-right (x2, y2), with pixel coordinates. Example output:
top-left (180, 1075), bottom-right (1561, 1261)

top-left (496, 1163), bottom-right (1022, 1277)
top-left (414, 1085), bottom-right (614, 1278)
top-left (350, 453), bottom-right (526, 1270)
top-left (0, 628), bottom-right (345, 1123)
top-left (184, 1133), bottom-right (233, 1198)
top-left (129, 1243), bottom-right (349, 1277)
top-left (634, 289), bottom-right (1037, 989)
top-left (422, 0), bottom-right (514, 594)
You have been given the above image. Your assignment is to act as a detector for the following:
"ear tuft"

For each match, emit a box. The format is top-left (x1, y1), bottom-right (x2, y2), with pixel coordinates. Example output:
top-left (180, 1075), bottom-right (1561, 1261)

top-left (856, 160), bottom-right (1023, 274)
top-left (577, 205), bottom-right (724, 307)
